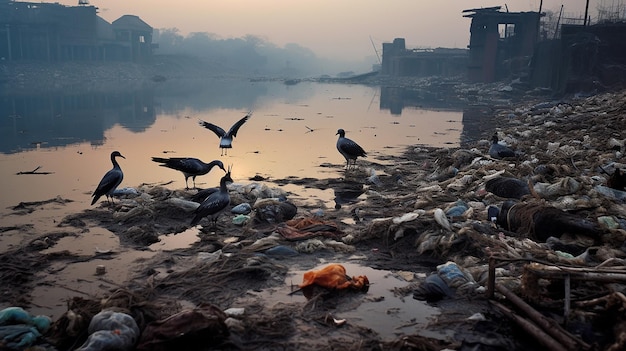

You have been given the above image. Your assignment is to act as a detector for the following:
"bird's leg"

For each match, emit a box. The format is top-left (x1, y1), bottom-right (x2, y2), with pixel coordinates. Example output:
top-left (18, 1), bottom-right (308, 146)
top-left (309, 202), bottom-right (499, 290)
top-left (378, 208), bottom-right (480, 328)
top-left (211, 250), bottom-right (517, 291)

top-left (347, 160), bottom-right (355, 172)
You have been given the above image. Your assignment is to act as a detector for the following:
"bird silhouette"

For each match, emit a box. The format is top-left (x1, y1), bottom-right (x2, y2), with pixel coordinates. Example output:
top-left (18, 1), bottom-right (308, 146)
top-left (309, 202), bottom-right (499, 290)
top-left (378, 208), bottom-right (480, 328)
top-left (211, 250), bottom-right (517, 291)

top-left (336, 128), bottom-right (366, 170)
top-left (190, 168), bottom-right (233, 227)
top-left (151, 157), bottom-right (225, 189)
top-left (489, 134), bottom-right (516, 159)
top-left (485, 176), bottom-right (531, 199)
top-left (199, 112), bottom-right (252, 156)
top-left (91, 151), bottom-right (125, 205)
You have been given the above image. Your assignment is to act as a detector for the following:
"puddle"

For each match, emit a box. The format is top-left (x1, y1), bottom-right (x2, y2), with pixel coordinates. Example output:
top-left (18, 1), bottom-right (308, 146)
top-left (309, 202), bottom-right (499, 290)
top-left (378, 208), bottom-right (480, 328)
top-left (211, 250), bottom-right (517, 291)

top-left (41, 227), bottom-right (120, 256)
top-left (148, 227), bottom-right (201, 251)
top-left (29, 249), bottom-right (154, 319)
top-left (234, 262), bottom-right (441, 341)
top-left (278, 183), bottom-right (335, 208)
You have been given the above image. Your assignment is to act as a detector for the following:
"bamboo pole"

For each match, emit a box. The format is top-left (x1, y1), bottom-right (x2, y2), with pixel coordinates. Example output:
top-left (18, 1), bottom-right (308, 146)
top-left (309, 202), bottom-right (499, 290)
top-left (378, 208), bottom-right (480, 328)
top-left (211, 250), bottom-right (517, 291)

top-left (491, 300), bottom-right (568, 351)
top-left (526, 264), bottom-right (626, 282)
top-left (495, 283), bottom-right (591, 350)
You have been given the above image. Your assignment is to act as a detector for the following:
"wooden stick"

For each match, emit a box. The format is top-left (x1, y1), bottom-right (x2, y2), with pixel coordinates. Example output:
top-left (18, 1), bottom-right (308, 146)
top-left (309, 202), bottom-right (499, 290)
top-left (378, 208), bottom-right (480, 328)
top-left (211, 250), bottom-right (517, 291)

top-left (495, 283), bottom-right (591, 350)
top-left (16, 166), bottom-right (53, 175)
top-left (526, 265), bottom-right (626, 282)
top-left (491, 300), bottom-right (568, 351)
top-left (486, 256), bottom-right (496, 298)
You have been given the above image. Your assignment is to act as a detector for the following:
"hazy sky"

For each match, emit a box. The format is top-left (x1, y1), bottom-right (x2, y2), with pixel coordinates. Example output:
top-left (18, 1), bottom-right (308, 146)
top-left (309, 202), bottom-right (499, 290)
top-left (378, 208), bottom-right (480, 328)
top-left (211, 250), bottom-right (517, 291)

top-left (41, 0), bottom-right (594, 61)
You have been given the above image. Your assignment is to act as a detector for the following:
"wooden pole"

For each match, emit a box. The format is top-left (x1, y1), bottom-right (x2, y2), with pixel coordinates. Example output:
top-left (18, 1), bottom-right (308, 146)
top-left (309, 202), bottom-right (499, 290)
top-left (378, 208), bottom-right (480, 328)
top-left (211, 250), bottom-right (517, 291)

top-left (494, 283), bottom-right (591, 351)
top-left (537, 0), bottom-right (543, 41)
top-left (491, 300), bottom-right (568, 351)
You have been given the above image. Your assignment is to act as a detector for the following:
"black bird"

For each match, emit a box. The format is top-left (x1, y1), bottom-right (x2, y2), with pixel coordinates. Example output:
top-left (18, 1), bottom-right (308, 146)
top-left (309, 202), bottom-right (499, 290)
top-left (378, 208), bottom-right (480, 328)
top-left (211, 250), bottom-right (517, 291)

top-left (603, 167), bottom-right (626, 191)
top-left (91, 151), bottom-right (125, 205)
top-left (199, 112), bottom-right (252, 156)
top-left (191, 187), bottom-right (219, 203)
top-left (485, 177), bottom-right (531, 199)
top-left (336, 128), bottom-right (366, 170)
top-left (190, 168), bottom-right (233, 227)
top-left (489, 134), bottom-right (516, 159)
top-left (152, 157), bottom-right (225, 189)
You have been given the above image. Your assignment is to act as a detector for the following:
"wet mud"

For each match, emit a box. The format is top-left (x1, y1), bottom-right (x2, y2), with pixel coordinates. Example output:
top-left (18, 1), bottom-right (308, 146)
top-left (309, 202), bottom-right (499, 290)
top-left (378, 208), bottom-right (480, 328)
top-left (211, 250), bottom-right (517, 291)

top-left (3, 88), bottom-right (626, 350)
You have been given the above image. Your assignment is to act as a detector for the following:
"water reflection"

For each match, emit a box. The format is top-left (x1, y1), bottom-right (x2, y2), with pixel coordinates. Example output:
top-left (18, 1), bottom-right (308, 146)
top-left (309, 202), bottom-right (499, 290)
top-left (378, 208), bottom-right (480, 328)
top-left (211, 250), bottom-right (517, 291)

top-left (0, 90), bottom-right (156, 153)
top-left (379, 86), bottom-right (464, 115)
top-left (0, 80), bottom-right (467, 211)
top-left (0, 82), bottom-right (477, 154)
top-left (0, 79), bottom-right (307, 154)
top-left (332, 180), bottom-right (365, 210)
top-left (460, 105), bottom-right (498, 148)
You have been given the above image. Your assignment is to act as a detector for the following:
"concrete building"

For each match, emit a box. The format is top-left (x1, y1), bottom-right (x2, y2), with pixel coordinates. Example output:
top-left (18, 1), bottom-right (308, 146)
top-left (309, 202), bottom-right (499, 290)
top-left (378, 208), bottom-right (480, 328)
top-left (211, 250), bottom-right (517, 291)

top-left (0, 0), bottom-right (154, 62)
top-left (381, 38), bottom-right (468, 78)
top-left (462, 6), bottom-right (542, 83)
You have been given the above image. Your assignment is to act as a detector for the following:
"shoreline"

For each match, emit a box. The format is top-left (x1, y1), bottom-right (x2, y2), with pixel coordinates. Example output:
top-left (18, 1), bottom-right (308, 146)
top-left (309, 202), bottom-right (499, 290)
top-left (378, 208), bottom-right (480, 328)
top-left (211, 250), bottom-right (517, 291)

top-left (2, 63), bottom-right (626, 349)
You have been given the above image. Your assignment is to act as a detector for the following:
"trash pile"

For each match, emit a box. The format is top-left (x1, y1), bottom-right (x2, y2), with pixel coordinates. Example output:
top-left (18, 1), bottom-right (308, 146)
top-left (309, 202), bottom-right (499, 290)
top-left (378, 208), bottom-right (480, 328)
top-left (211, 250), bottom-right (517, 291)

top-left (351, 88), bottom-right (626, 350)
top-left (3, 88), bottom-right (626, 350)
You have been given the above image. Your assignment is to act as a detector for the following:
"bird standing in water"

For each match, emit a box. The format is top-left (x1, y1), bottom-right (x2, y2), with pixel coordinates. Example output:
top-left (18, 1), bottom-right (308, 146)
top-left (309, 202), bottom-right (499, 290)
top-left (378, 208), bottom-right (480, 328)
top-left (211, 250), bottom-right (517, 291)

top-left (199, 112), bottom-right (252, 156)
top-left (489, 134), bottom-right (516, 159)
top-left (336, 128), bottom-right (366, 170)
top-left (151, 157), bottom-right (225, 189)
top-left (190, 167), bottom-right (233, 228)
top-left (91, 151), bottom-right (125, 205)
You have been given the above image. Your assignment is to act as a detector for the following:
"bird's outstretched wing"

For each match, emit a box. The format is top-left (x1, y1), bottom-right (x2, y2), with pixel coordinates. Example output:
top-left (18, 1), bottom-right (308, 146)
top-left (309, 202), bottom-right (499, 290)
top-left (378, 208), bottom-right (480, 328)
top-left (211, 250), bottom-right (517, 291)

top-left (199, 120), bottom-right (226, 137)
top-left (227, 112), bottom-right (252, 138)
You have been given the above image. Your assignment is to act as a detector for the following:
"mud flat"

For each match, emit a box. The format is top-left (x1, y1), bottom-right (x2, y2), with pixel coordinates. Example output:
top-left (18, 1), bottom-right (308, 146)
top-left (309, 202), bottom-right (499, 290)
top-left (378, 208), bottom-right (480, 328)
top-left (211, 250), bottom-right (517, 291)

top-left (2, 86), bottom-right (626, 350)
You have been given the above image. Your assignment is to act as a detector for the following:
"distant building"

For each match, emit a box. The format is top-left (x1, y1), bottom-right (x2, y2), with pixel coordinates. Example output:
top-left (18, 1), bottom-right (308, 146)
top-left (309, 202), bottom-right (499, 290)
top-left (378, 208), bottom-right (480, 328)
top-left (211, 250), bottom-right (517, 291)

top-left (0, 0), bottom-right (154, 62)
top-left (531, 21), bottom-right (626, 94)
top-left (381, 38), bottom-right (468, 78)
top-left (380, 5), bottom-right (626, 93)
top-left (462, 6), bottom-right (542, 83)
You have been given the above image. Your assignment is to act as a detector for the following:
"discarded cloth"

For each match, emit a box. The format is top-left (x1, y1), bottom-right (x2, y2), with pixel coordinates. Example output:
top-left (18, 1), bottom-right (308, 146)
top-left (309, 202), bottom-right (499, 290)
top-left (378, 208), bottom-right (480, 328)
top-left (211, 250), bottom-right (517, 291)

top-left (494, 200), bottom-right (602, 242)
top-left (0, 307), bottom-right (51, 350)
top-left (136, 303), bottom-right (229, 351)
top-left (299, 264), bottom-right (369, 291)
top-left (277, 217), bottom-right (342, 240)
top-left (413, 261), bottom-right (477, 302)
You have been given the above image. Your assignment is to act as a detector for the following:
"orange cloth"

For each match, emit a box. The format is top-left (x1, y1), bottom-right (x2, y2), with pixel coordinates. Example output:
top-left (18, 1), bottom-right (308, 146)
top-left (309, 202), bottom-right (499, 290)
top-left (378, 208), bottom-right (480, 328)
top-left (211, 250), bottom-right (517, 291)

top-left (299, 264), bottom-right (369, 290)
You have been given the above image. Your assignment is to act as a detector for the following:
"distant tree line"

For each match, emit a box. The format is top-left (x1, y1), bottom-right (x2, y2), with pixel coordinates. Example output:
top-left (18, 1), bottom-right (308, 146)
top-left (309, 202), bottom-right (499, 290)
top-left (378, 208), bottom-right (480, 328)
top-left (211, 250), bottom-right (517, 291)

top-left (154, 28), bottom-right (327, 77)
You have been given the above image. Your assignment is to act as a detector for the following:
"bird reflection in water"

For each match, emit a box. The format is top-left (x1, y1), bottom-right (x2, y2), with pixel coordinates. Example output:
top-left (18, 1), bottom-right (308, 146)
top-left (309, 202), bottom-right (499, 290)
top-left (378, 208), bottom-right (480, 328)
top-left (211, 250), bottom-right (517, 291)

top-left (333, 180), bottom-right (365, 210)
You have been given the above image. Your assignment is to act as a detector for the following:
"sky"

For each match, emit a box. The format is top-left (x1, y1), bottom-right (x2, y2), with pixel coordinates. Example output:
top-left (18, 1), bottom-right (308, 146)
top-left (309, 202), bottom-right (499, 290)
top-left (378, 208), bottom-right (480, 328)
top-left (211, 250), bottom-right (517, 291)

top-left (39, 0), bottom-right (595, 61)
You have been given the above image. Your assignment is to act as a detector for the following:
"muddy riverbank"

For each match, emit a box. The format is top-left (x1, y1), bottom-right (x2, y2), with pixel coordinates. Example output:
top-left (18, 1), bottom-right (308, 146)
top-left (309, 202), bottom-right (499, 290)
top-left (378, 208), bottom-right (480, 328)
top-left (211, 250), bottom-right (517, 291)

top-left (2, 59), bottom-right (626, 350)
